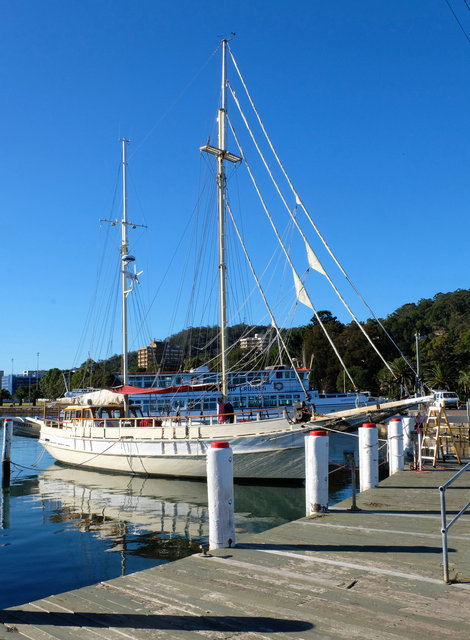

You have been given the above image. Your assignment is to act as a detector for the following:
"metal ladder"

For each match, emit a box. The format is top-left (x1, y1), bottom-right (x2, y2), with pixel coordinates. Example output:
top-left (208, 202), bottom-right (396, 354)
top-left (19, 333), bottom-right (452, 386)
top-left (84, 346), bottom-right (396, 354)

top-left (420, 404), bottom-right (461, 467)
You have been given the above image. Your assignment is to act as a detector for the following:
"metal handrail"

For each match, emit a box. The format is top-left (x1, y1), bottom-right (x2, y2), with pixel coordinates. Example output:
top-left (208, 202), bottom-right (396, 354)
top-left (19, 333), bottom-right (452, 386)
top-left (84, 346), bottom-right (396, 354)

top-left (439, 461), bottom-right (470, 583)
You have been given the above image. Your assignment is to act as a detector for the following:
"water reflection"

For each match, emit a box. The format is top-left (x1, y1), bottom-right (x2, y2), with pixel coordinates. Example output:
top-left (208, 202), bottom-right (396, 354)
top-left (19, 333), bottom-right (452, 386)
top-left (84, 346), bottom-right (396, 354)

top-left (0, 432), bottom-right (354, 610)
top-left (35, 463), bottom-right (353, 546)
top-left (0, 487), bottom-right (10, 529)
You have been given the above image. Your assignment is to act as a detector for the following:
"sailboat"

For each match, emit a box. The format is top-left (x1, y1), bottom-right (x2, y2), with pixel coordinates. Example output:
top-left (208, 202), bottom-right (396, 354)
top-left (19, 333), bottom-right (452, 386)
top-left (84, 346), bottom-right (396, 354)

top-left (36, 41), bottom-right (431, 480)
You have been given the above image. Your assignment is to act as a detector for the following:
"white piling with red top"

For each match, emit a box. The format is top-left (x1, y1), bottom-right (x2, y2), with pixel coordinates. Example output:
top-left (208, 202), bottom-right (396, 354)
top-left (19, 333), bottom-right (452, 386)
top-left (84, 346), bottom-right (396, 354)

top-left (388, 417), bottom-right (404, 474)
top-left (358, 423), bottom-right (378, 491)
top-left (401, 416), bottom-right (415, 458)
top-left (305, 429), bottom-right (329, 515)
top-left (207, 441), bottom-right (235, 550)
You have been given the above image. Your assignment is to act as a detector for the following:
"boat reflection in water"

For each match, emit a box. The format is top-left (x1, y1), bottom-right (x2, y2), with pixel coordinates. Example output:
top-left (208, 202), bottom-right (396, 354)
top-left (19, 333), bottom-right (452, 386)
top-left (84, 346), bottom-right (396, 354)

top-left (35, 462), bottom-right (353, 569)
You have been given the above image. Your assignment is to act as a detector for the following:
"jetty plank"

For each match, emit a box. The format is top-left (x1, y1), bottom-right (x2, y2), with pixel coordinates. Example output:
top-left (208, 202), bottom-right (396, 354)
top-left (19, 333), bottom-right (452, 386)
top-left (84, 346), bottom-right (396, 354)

top-left (1, 463), bottom-right (470, 639)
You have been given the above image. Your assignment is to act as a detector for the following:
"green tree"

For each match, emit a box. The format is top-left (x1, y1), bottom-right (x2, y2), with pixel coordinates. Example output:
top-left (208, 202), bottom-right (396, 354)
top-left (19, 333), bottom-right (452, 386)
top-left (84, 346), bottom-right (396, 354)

top-left (304, 312), bottom-right (344, 392)
top-left (0, 389), bottom-right (11, 406)
top-left (336, 366), bottom-right (370, 393)
top-left (30, 387), bottom-right (42, 406)
top-left (377, 357), bottom-right (415, 398)
top-left (14, 385), bottom-right (29, 406)
top-left (457, 368), bottom-right (470, 399)
top-left (40, 368), bottom-right (66, 399)
top-left (424, 363), bottom-right (454, 391)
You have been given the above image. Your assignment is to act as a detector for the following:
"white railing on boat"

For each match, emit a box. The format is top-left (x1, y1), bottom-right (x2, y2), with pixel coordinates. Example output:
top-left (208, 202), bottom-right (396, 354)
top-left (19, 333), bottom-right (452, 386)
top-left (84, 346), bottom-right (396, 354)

top-left (43, 406), bottom-right (296, 440)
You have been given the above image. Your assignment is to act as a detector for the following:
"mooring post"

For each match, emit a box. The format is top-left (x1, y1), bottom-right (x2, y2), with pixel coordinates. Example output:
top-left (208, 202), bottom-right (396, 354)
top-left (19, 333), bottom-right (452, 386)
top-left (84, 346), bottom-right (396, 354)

top-left (388, 417), bottom-right (404, 474)
top-left (401, 416), bottom-right (415, 459)
top-left (207, 441), bottom-right (235, 550)
top-left (358, 423), bottom-right (378, 491)
top-left (305, 429), bottom-right (329, 515)
top-left (2, 418), bottom-right (13, 488)
top-left (417, 428), bottom-right (423, 470)
top-left (343, 449), bottom-right (360, 511)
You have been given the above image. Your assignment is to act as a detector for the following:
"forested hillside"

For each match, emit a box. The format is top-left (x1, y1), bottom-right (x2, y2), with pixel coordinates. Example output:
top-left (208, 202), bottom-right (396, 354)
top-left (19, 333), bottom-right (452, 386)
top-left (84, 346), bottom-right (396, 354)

top-left (38, 288), bottom-right (470, 400)
top-left (303, 289), bottom-right (470, 397)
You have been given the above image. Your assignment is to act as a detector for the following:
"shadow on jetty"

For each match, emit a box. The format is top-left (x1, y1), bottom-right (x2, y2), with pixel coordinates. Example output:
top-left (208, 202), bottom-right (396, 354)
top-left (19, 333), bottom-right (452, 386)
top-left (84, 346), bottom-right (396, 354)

top-left (0, 610), bottom-right (313, 633)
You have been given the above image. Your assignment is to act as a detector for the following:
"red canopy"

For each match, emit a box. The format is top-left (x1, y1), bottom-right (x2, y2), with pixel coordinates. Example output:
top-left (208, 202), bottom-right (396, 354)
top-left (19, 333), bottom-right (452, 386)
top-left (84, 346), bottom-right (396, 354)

top-left (112, 384), bottom-right (219, 396)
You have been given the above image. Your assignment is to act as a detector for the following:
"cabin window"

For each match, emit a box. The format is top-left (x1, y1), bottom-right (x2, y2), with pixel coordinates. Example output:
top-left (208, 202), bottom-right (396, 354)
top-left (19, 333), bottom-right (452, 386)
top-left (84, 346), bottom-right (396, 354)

top-left (275, 371), bottom-right (283, 379)
top-left (263, 395), bottom-right (277, 407)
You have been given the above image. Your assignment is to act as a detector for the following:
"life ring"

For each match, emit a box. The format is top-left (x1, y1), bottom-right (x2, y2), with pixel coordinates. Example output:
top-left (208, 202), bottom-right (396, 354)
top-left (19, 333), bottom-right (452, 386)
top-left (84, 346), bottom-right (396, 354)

top-left (274, 382), bottom-right (284, 391)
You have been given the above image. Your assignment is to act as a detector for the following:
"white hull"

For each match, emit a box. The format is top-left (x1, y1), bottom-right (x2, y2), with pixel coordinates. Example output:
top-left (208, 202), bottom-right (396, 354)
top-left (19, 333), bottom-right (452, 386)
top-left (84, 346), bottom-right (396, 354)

top-left (39, 418), bottom-right (308, 480)
top-left (37, 395), bottom-right (432, 481)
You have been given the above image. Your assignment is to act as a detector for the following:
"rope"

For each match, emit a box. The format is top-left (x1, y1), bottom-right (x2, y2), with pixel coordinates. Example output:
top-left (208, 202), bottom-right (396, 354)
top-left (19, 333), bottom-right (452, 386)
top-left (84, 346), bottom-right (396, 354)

top-left (227, 83), bottom-right (395, 380)
top-left (227, 116), bottom-right (357, 390)
top-left (227, 43), bottom-right (415, 380)
top-left (226, 201), bottom-right (309, 400)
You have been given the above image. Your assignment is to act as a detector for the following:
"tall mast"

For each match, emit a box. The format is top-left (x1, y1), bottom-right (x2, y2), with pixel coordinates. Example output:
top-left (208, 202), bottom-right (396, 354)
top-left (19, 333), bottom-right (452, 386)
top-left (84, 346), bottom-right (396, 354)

top-left (200, 39), bottom-right (241, 401)
top-left (101, 139), bottom-right (146, 416)
top-left (121, 137), bottom-right (130, 388)
top-left (218, 40), bottom-right (229, 400)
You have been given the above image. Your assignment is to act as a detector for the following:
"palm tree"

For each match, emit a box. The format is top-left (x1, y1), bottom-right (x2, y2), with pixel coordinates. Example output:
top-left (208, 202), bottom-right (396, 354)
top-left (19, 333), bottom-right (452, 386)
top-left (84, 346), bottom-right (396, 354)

top-left (457, 368), bottom-right (470, 399)
top-left (425, 363), bottom-right (453, 391)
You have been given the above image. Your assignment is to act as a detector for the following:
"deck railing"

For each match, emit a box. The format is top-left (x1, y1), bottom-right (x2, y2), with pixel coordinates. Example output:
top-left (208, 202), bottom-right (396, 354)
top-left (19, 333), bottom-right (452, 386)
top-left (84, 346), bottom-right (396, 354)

top-left (45, 405), bottom-right (292, 438)
top-left (439, 461), bottom-right (470, 583)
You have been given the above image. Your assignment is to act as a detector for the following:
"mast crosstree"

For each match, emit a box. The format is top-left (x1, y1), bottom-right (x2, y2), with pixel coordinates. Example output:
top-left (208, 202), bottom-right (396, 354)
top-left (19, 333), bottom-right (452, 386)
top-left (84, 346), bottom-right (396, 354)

top-left (100, 138), bottom-right (147, 414)
top-left (200, 40), bottom-right (241, 401)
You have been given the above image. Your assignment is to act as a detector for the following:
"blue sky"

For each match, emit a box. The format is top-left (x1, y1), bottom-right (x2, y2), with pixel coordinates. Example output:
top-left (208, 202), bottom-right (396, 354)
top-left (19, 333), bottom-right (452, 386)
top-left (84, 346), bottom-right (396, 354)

top-left (1, 0), bottom-right (469, 373)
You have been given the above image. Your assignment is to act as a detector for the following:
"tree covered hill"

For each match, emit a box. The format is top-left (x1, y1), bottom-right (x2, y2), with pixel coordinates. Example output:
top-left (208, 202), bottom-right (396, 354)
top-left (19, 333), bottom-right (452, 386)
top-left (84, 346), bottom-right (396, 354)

top-left (38, 289), bottom-right (470, 400)
top-left (303, 289), bottom-right (470, 397)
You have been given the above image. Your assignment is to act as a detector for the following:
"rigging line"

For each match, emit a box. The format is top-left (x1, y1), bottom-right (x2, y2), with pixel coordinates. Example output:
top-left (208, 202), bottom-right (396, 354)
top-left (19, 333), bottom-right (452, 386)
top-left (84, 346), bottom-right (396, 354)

top-left (227, 87), bottom-right (395, 379)
top-left (444, 0), bottom-right (470, 45)
top-left (73, 164), bottom-right (122, 368)
top-left (228, 45), bottom-right (416, 378)
top-left (142, 176), bottom-right (212, 330)
top-left (128, 44), bottom-right (221, 161)
top-left (227, 119), bottom-right (357, 391)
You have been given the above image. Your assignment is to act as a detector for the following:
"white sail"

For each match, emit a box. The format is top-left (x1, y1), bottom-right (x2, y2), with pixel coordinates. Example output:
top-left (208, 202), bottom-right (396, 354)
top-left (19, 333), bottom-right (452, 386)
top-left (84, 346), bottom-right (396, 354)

top-left (294, 271), bottom-right (313, 310)
top-left (305, 241), bottom-right (326, 275)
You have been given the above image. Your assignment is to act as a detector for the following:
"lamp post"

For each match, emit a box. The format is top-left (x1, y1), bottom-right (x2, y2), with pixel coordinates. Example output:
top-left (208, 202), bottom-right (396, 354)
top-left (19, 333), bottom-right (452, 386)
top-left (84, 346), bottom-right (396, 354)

top-left (414, 332), bottom-right (426, 394)
top-left (36, 352), bottom-right (40, 390)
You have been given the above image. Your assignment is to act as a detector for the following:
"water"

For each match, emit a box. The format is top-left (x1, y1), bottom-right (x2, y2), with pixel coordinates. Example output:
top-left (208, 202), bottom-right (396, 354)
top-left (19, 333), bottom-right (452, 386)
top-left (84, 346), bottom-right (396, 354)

top-left (0, 432), bottom-right (355, 610)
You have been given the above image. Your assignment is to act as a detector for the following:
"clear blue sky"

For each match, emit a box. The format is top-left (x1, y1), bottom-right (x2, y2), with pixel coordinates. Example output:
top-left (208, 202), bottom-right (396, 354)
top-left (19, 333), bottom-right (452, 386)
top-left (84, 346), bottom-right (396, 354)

top-left (1, 0), bottom-right (469, 373)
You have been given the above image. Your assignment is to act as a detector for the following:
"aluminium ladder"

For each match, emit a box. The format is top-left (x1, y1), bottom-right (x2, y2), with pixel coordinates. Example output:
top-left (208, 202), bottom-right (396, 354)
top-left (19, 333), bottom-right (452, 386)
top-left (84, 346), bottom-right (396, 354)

top-left (420, 404), bottom-right (461, 467)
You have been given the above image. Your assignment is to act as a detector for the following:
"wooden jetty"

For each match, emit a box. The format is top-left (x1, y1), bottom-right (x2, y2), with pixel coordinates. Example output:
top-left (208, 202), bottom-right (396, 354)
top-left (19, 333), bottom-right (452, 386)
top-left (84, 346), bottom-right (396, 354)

top-left (1, 462), bottom-right (469, 639)
top-left (0, 407), bottom-right (43, 418)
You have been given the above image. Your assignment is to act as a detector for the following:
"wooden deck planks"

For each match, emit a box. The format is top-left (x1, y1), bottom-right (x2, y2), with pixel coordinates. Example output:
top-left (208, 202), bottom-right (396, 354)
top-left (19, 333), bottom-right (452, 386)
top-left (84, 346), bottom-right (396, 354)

top-left (1, 462), bottom-right (470, 639)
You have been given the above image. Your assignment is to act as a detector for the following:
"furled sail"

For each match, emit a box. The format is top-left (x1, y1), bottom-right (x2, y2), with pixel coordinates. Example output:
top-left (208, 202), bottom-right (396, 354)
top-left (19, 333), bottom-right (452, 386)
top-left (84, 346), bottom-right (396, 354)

top-left (305, 241), bottom-right (326, 275)
top-left (294, 271), bottom-right (313, 310)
